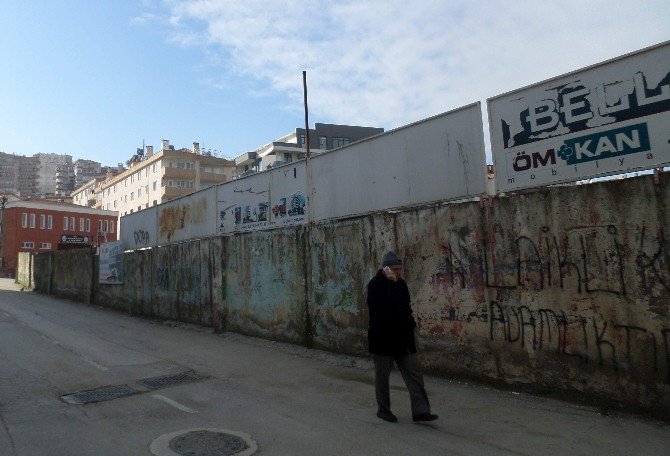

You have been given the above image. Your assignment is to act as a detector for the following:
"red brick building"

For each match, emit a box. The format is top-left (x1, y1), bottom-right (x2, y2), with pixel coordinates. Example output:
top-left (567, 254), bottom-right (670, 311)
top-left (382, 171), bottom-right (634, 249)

top-left (0, 200), bottom-right (118, 277)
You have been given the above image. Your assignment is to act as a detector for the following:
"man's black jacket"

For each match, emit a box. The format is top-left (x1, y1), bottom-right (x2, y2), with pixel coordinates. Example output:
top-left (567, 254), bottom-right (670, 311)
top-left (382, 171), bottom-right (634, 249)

top-left (367, 269), bottom-right (417, 356)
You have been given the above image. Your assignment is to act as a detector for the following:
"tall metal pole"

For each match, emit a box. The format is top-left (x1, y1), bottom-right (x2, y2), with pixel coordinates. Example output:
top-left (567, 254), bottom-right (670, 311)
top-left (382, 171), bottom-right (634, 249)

top-left (303, 71), bottom-right (313, 225)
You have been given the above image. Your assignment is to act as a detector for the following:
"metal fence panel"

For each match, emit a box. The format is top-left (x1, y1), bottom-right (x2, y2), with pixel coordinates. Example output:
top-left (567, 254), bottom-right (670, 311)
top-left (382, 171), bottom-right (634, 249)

top-left (310, 103), bottom-right (487, 222)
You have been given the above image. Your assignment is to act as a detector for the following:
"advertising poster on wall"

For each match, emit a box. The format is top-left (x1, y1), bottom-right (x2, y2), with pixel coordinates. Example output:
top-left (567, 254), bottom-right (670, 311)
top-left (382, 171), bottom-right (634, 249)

top-left (217, 163), bottom-right (307, 234)
top-left (99, 240), bottom-right (124, 284)
top-left (488, 41), bottom-right (670, 192)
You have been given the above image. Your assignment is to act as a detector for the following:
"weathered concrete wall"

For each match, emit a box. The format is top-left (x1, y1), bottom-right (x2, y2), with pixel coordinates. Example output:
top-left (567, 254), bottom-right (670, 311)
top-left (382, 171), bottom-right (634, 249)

top-left (50, 248), bottom-right (94, 303)
top-left (32, 173), bottom-right (670, 415)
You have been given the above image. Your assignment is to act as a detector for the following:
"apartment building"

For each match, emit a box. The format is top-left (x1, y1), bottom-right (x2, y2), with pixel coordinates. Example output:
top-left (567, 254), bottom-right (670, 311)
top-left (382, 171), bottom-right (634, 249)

top-left (234, 123), bottom-right (384, 177)
top-left (1, 152), bottom-right (74, 197)
top-left (0, 199), bottom-right (117, 277)
top-left (89, 141), bottom-right (234, 216)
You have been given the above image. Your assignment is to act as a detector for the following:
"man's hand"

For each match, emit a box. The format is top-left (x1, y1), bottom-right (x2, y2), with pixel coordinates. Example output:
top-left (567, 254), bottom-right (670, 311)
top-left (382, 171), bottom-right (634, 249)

top-left (383, 266), bottom-right (398, 282)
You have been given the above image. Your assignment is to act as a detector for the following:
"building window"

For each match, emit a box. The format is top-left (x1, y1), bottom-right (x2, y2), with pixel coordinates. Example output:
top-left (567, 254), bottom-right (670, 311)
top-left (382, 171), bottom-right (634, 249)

top-left (110, 221), bottom-right (115, 233)
top-left (114, 184), bottom-right (117, 193)
top-left (124, 179), bottom-right (128, 187)
top-left (80, 217), bottom-right (85, 231)
top-left (63, 216), bottom-right (68, 230)
top-left (152, 163), bottom-right (157, 173)
top-left (332, 137), bottom-right (350, 147)
top-left (168, 180), bottom-right (173, 187)
top-left (130, 209), bottom-right (133, 214)
top-left (168, 161), bottom-right (173, 168)
top-left (145, 168), bottom-right (148, 177)
top-left (40, 242), bottom-right (51, 250)
top-left (104, 220), bottom-right (109, 232)
top-left (299, 134), bottom-right (306, 147)
top-left (29, 213), bottom-right (35, 228)
top-left (153, 200), bottom-right (157, 206)
top-left (70, 217), bottom-right (75, 231)
top-left (113, 201), bottom-right (117, 209)
top-left (153, 181), bottom-right (157, 191)
top-left (22, 213), bottom-right (28, 228)
top-left (21, 242), bottom-right (34, 249)
top-left (138, 188), bottom-right (142, 197)
top-left (138, 206), bottom-right (141, 211)
top-left (47, 215), bottom-right (52, 229)
top-left (138, 171), bottom-right (142, 181)
top-left (131, 192), bottom-right (134, 201)
top-left (86, 218), bottom-right (91, 232)
top-left (40, 214), bottom-right (46, 229)
top-left (319, 136), bottom-right (327, 149)
top-left (188, 180), bottom-right (194, 189)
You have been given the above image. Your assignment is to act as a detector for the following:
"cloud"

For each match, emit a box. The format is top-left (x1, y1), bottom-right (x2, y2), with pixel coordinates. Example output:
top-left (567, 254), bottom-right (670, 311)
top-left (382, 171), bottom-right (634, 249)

top-left (157, 0), bottom-right (670, 131)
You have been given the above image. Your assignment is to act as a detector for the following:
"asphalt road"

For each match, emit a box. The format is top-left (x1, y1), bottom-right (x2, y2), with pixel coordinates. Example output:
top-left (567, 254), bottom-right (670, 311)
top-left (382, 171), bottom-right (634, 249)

top-left (0, 278), bottom-right (668, 455)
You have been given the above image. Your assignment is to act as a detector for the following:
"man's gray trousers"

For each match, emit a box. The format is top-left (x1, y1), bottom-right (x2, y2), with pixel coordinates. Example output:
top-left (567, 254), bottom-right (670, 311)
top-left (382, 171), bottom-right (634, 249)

top-left (373, 353), bottom-right (431, 416)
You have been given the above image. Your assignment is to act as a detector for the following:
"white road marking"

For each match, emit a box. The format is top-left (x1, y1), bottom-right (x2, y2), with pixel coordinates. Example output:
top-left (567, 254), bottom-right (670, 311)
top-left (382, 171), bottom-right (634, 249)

top-left (41, 334), bottom-right (60, 345)
top-left (152, 394), bottom-right (196, 413)
top-left (2, 312), bottom-right (11, 318)
top-left (81, 357), bottom-right (109, 371)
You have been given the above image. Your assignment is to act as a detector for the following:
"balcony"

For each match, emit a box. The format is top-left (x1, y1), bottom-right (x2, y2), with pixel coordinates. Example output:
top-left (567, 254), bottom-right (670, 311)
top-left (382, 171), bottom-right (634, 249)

top-left (163, 168), bottom-right (196, 179)
top-left (234, 152), bottom-right (258, 167)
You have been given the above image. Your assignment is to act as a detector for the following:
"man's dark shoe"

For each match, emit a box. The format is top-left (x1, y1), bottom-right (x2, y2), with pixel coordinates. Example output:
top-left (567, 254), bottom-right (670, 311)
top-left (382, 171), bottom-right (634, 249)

top-left (376, 410), bottom-right (398, 423)
top-left (413, 412), bottom-right (438, 422)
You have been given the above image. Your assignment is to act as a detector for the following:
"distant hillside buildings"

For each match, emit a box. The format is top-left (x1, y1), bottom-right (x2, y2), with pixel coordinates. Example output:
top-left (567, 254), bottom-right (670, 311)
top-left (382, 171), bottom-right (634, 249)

top-left (0, 151), bottom-right (125, 198)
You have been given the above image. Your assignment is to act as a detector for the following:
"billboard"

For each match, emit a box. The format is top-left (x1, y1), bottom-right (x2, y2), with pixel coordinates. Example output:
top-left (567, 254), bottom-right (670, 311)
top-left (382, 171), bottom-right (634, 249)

top-left (120, 206), bottom-right (158, 250)
top-left (157, 186), bottom-right (217, 244)
top-left (489, 41), bottom-right (670, 192)
top-left (99, 241), bottom-right (124, 284)
top-left (217, 163), bottom-right (307, 234)
top-left (310, 103), bottom-right (487, 222)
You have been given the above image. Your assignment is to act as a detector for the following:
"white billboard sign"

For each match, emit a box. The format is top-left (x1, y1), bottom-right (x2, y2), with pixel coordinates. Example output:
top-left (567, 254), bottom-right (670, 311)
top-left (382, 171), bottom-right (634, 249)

top-left (99, 241), bottom-right (124, 284)
top-left (217, 163), bottom-right (307, 234)
top-left (489, 41), bottom-right (670, 192)
top-left (310, 103), bottom-right (487, 222)
top-left (157, 186), bottom-right (217, 244)
top-left (120, 207), bottom-right (157, 250)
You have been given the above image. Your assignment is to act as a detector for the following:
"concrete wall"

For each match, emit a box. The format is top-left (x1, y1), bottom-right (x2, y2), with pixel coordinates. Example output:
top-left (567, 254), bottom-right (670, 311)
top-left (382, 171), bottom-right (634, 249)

top-left (30, 173), bottom-right (670, 415)
top-left (16, 252), bottom-right (32, 288)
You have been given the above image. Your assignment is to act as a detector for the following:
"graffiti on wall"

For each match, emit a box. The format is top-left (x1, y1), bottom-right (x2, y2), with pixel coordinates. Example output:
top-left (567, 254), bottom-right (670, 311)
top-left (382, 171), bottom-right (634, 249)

top-left (416, 221), bottom-right (670, 381)
top-left (489, 302), bottom-right (670, 380)
top-left (159, 197), bottom-right (208, 242)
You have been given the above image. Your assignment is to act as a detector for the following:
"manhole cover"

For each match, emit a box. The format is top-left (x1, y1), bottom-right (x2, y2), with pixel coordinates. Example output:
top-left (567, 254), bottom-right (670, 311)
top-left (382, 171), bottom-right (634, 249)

top-left (137, 371), bottom-right (204, 391)
top-left (61, 384), bottom-right (138, 405)
top-left (170, 430), bottom-right (246, 455)
top-left (151, 429), bottom-right (257, 456)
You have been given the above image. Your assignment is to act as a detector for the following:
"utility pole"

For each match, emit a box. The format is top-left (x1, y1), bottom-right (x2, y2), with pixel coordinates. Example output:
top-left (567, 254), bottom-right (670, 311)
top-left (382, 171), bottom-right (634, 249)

top-left (303, 70), bottom-right (313, 225)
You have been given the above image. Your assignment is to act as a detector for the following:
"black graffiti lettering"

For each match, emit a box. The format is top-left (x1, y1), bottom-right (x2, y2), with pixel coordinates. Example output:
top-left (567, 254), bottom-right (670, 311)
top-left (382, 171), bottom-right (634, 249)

top-left (518, 305), bottom-right (536, 348)
top-left (134, 230), bottom-right (151, 246)
top-left (593, 319), bottom-right (617, 369)
top-left (489, 302), bottom-right (506, 340)
top-left (613, 324), bottom-right (647, 369)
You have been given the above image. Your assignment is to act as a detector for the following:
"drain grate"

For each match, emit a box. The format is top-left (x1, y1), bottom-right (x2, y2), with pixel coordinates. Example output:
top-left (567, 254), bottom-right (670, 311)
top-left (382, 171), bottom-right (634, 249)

top-left (137, 370), bottom-right (204, 391)
top-left (61, 384), bottom-right (138, 405)
top-left (170, 430), bottom-right (247, 456)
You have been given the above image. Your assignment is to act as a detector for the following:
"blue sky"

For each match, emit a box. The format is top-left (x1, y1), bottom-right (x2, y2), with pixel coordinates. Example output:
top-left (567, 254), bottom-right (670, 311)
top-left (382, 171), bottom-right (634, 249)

top-left (1, 1), bottom-right (669, 165)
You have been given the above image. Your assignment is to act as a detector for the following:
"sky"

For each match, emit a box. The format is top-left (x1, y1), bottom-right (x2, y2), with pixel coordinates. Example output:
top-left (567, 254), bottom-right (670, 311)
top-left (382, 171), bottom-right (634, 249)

top-left (1, 0), bottom-right (669, 166)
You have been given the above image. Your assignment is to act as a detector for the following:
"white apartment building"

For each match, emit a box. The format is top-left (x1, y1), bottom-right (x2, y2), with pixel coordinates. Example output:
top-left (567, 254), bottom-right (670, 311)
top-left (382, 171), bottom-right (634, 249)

top-left (73, 141), bottom-right (235, 216)
top-left (34, 153), bottom-right (72, 196)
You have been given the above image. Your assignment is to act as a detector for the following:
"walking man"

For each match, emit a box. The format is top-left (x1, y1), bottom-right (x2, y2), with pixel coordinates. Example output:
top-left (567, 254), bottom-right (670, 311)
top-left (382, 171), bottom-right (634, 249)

top-left (367, 251), bottom-right (438, 423)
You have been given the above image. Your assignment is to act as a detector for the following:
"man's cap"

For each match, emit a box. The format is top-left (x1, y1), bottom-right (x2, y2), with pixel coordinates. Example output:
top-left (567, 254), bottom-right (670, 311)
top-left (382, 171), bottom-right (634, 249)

top-left (382, 251), bottom-right (402, 267)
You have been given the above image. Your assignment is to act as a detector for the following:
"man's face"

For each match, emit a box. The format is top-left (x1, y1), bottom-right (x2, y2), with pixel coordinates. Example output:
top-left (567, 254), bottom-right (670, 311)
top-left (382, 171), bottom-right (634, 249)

top-left (389, 264), bottom-right (403, 278)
